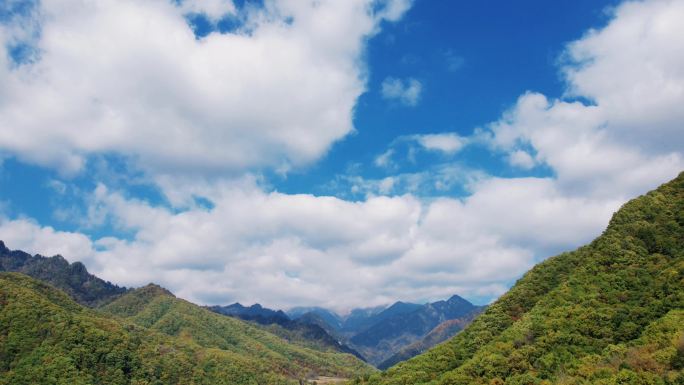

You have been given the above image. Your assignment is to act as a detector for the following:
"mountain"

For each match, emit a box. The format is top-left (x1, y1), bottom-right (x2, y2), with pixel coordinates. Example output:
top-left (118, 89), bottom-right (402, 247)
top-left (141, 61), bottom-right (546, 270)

top-left (0, 240), bottom-right (127, 307)
top-left (377, 311), bottom-right (482, 370)
top-left (0, 272), bottom-right (372, 384)
top-left (289, 306), bottom-right (344, 331)
top-left (349, 295), bottom-right (483, 365)
top-left (341, 305), bottom-right (389, 333)
top-left (287, 297), bottom-right (483, 367)
top-left (360, 172), bottom-right (684, 384)
top-left (343, 301), bottom-right (424, 335)
top-left (208, 302), bottom-right (291, 324)
top-left (99, 284), bottom-right (373, 382)
top-left (208, 303), bottom-right (366, 360)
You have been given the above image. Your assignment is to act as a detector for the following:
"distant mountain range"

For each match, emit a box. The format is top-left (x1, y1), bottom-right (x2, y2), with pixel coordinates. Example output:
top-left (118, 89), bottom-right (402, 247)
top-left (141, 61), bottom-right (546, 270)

top-left (205, 296), bottom-right (485, 366)
top-left (208, 303), bottom-right (365, 360)
top-left (284, 296), bottom-right (485, 366)
top-left (204, 283), bottom-right (487, 368)
top-left (209, 302), bottom-right (291, 324)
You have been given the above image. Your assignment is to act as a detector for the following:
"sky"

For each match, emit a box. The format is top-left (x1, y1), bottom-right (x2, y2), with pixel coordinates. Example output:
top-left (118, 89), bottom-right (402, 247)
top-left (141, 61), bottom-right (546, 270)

top-left (0, 0), bottom-right (682, 312)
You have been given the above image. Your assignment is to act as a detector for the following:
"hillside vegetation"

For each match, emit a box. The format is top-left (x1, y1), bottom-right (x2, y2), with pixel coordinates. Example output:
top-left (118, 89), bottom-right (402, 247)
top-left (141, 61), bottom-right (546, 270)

top-left (100, 284), bottom-right (373, 380)
top-left (0, 273), bottom-right (373, 385)
top-left (360, 172), bottom-right (684, 385)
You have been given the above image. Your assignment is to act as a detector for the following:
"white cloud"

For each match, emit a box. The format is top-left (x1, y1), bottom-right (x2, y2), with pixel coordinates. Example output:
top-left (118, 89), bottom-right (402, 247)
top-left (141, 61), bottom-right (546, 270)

top-left (381, 77), bottom-right (422, 106)
top-left (0, 217), bottom-right (95, 262)
top-left (374, 148), bottom-right (396, 168)
top-left (508, 150), bottom-right (536, 169)
top-left (180, 0), bottom-right (236, 21)
top-left (562, 0), bottom-right (684, 154)
top-left (0, 175), bottom-right (612, 311)
top-left (0, 0), bottom-right (411, 176)
top-left (0, 0), bottom-right (683, 312)
top-left (375, 0), bottom-right (414, 22)
top-left (413, 133), bottom-right (466, 154)
top-left (335, 164), bottom-right (484, 197)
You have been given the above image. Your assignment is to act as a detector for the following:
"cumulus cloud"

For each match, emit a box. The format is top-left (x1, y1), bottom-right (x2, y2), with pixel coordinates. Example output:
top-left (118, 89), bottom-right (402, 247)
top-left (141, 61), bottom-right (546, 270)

top-left (372, 133), bottom-right (467, 172)
top-left (381, 77), bottom-right (423, 106)
top-left (561, 0), bottom-right (684, 154)
top-left (0, 175), bottom-right (611, 310)
top-left (180, 0), bottom-right (236, 21)
top-left (0, 0), bottom-right (683, 311)
top-left (0, 217), bottom-right (95, 262)
top-left (0, 0), bottom-right (411, 176)
top-left (508, 150), bottom-right (536, 169)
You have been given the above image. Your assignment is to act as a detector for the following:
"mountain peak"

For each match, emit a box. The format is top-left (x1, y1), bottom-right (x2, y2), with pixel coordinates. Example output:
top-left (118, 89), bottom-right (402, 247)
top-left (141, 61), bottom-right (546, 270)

top-left (0, 241), bottom-right (128, 307)
top-left (138, 283), bottom-right (175, 298)
top-left (446, 294), bottom-right (471, 305)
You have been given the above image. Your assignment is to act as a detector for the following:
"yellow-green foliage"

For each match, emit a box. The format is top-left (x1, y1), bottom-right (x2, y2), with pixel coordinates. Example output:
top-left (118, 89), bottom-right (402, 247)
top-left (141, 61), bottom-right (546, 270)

top-left (359, 172), bottom-right (684, 385)
top-left (0, 273), bottom-right (373, 385)
top-left (100, 284), bottom-right (373, 380)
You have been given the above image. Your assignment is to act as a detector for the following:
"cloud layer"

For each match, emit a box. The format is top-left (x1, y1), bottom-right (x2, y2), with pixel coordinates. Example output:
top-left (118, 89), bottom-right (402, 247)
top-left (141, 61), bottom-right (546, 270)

top-left (0, 0), bottom-right (409, 175)
top-left (1, 0), bottom-right (683, 311)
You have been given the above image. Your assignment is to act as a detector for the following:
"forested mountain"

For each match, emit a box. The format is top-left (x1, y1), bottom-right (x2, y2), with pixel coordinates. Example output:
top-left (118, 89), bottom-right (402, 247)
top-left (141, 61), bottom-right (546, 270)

top-left (208, 303), bottom-right (365, 360)
top-left (0, 240), bottom-right (127, 307)
top-left (360, 172), bottom-right (684, 384)
top-left (98, 284), bottom-right (373, 381)
top-left (0, 272), bottom-right (373, 384)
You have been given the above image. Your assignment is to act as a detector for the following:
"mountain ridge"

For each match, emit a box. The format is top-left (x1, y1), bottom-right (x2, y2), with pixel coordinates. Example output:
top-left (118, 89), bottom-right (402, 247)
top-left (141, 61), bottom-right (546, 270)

top-left (360, 171), bottom-right (684, 384)
top-left (0, 240), bottom-right (128, 307)
top-left (1, 271), bottom-right (374, 384)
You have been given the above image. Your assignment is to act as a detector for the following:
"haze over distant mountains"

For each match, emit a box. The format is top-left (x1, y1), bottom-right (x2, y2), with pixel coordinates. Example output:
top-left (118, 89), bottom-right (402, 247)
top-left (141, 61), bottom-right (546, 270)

top-left (282, 295), bottom-right (486, 366)
top-left (208, 290), bottom-right (485, 367)
top-left (0, 239), bottom-right (483, 369)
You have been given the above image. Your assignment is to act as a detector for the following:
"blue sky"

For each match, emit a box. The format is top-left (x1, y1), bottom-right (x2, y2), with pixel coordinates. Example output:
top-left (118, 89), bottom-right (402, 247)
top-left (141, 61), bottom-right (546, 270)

top-left (274, 0), bottom-right (622, 196)
top-left (0, 0), bottom-right (682, 310)
top-left (2, 0), bottom-right (619, 217)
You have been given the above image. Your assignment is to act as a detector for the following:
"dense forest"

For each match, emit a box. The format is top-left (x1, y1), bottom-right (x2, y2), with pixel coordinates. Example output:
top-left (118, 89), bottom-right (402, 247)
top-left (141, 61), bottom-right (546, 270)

top-left (0, 274), bottom-right (373, 384)
top-left (359, 172), bottom-right (684, 384)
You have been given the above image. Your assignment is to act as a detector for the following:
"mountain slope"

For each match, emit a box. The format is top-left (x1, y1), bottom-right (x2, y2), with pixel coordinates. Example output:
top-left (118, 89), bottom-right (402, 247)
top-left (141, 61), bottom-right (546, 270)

top-left (0, 241), bottom-right (127, 307)
top-left (377, 309), bottom-right (483, 370)
top-left (341, 305), bottom-right (389, 333)
top-left (100, 284), bottom-right (373, 380)
top-left (0, 272), bottom-right (314, 385)
top-left (350, 295), bottom-right (482, 365)
top-left (361, 172), bottom-right (684, 384)
top-left (289, 307), bottom-right (344, 331)
top-left (208, 303), bottom-right (366, 360)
